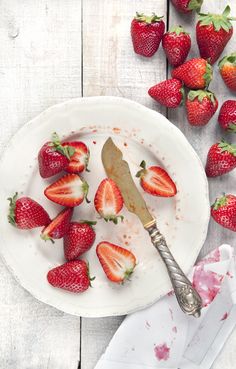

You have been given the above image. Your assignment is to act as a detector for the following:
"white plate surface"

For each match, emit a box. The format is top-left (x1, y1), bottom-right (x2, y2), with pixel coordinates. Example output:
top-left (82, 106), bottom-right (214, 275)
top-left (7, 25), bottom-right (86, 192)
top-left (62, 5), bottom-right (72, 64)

top-left (0, 97), bottom-right (210, 317)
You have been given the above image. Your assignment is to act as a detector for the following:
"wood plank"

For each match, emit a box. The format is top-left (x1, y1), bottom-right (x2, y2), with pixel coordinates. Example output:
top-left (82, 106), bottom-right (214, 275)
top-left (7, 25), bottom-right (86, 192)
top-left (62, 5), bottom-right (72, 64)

top-left (0, 1), bottom-right (82, 368)
top-left (168, 0), bottom-right (236, 259)
top-left (81, 1), bottom-right (167, 368)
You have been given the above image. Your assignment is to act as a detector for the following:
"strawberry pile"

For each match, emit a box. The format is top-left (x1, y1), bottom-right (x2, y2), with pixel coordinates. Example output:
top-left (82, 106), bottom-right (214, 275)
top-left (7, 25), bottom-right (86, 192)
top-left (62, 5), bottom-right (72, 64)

top-left (131, 4), bottom-right (236, 232)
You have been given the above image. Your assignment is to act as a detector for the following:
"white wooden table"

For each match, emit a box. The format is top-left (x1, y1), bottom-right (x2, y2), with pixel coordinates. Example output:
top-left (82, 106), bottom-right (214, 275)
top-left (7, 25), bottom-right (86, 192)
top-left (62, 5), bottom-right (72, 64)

top-left (0, 1), bottom-right (235, 368)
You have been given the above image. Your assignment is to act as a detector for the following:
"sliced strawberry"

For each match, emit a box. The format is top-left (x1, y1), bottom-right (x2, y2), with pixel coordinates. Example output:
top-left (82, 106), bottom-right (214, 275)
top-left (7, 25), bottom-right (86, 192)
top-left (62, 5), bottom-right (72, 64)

top-left (96, 241), bottom-right (136, 283)
top-left (44, 173), bottom-right (89, 207)
top-left (136, 161), bottom-right (177, 197)
top-left (94, 178), bottom-right (124, 224)
top-left (47, 260), bottom-right (94, 293)
top-left (41, 208), bottom-right (73, 242)
top-left (63, 141), bottom-right (90, 173)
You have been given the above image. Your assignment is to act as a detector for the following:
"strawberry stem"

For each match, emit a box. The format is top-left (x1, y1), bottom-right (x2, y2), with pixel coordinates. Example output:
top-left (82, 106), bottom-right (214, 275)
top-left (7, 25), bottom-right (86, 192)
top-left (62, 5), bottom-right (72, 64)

top-left (136, 160), bottom-right (146, 178)
top-left (212, 194), bottom-right (227, 210)
top-left (7, 192), bottom-right (18, 226)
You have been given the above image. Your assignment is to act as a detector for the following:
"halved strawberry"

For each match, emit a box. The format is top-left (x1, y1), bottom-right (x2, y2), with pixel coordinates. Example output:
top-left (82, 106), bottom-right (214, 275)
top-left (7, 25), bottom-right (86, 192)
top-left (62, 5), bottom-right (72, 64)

top-left (94, 178), bottom-right (124, 224)
top-left (44, 173), bottom-right (89, 207)
top-left (63, 141), bottom-right (90, 173)
top-left (136, 161), bottom-right (177, 197)
top-left (96, 241), bottom-right (136, 283)
top-left (41, 208), bottom-right (73, 242)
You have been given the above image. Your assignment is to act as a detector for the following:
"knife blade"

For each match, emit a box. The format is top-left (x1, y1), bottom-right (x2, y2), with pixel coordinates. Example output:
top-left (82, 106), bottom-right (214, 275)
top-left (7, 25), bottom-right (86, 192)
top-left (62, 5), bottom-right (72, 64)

top-left (101, 137), bottom-right (202, 318)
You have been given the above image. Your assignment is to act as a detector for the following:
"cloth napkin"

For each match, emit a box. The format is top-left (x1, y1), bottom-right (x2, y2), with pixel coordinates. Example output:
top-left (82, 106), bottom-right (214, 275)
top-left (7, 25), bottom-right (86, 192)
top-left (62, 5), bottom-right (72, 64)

top-left (95, 244), bottom-right (236, 369)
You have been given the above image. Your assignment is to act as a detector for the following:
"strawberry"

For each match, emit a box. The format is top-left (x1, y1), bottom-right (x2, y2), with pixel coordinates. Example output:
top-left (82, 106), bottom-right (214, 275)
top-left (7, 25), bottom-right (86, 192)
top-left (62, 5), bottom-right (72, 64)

top-left (171, 0), bottom-right (203, 14)
top-left (96, 242), bottom-right (136, 283)
top-left (218, 53), bottom-right (236, 91)
top-left (131, 12), bottom-right (165, 57)
top-left (186, 90), bottom-right (218, 126)
top-left (148, 79), bottom-right (184, 108)
top-left (172, 58), bottom-right (213, 89)
top-left (38, 132), bottom-right (75, 178)
top-left (63, 141), bottom-right (90, 173)
top-left (196, 6), bottom-right (235, 65)
top-left (47, 260), bottom-right (94, 293)
top-left (218, 100), bottom-right (236, 133)
top-left (94, 178), bottom-right (124, 224)
top-left (162, 26), bottom-right (191, 67)
top-left (205, 140), bottom-right (236, 177)
top-left (8, 192), bottom-right (50, 230)
top-left (64, 221), bottom-right (96, 261)
top-left (211, 194), bottom-right (236, 232)
top-left (136, 161), bottom-right (177, 197)
top-left (41, 208), bottom-right (73, 242)
top-left (44, 173), bottom-right (89, 207)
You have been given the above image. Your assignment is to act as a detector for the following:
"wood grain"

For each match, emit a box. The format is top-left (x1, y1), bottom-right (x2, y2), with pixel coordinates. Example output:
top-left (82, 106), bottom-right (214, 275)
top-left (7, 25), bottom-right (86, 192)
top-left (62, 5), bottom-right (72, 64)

top-left (0, 1), bottom-right (82, 368)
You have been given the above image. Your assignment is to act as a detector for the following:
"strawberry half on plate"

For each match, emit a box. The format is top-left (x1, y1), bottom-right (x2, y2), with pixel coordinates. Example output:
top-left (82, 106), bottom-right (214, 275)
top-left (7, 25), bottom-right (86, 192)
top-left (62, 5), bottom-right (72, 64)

top-left (41, 208), bottom-right (73, 242)
top-left (44, 173), bottom-right (89, 207)
top-left (63, 141), bottom-right (90, 174)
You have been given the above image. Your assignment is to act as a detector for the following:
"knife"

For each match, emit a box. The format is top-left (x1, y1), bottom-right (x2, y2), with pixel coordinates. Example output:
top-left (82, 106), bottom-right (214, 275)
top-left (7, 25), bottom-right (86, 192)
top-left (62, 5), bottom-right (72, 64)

top-left (101, 137), bottom-right (202, 318)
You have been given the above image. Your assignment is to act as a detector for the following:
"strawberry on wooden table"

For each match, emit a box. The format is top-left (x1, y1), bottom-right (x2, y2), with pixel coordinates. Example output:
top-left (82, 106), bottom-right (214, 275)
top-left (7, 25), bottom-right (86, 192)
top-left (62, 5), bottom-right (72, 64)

top-left (96, 242), bottom-right (136, 283)
top-left (218, 100), bottom-right (236, 133)
top-left (162, 25), bottom-right (191, 67)
top-left (148, 78), bottom-right (184, 108)
top-left (38, 132), bottom-right (75, 178)
top-left (64, 221), bottom-right (96, 261)
top-left (218, 53), bottom-right (236, 91)
top-left (186, 90), bottom-right (218, 126)
top-left (47, 260), bottom-right (93, 293)
top-left (205, 140), bottom-right (236, 177)
top-left (94, 178), bottom-right (124, 224)
top-left (63, 141), bottom-right (90, 173)
top-left (44, 173), bottom-right (89, 207)
top-left (136, 161), bottom-right (177, 197)
top-left (172, 58), bottom-right (213, 89)
top-left (211, 194), bottom-right (236, 232)
top-left (131, 12), bottom-right (165, 57)
top-left (41, 208), bottom-right (73, 242)
top-left (171, 0), bottom-right (203, 14)
top-left (8, 193), bottom-right (51, 230)
top-left (196, 6), bottom-right (235, 65)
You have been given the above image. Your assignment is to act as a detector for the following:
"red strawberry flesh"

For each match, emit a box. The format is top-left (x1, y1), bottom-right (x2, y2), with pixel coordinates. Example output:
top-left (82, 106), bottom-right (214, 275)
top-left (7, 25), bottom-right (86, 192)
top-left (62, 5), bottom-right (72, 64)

top-left (41, 208), bottom-right (73, 241)
top-left (63, 141), bottom-right (90, 173)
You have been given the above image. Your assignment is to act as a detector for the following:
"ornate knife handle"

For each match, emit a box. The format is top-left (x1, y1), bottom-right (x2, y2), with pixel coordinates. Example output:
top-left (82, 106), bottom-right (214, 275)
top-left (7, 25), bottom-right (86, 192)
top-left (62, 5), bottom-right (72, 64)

top-left (145, 220), bottom-right (202, 318)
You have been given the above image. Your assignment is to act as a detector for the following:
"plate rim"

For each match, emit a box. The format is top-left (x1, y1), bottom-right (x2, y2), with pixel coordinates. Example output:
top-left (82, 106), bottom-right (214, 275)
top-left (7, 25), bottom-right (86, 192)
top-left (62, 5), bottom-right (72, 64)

top-left (0, 96), bottom-right (210, 317)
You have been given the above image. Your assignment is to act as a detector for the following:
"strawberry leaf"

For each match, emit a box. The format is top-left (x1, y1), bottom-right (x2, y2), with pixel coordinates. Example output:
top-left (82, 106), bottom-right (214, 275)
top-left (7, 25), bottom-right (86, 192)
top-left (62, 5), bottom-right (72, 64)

top-left (203, 62), bottom-right (213, 87)
top-left (188, 0), bottom-right (203, 12)
top-left (169, 25), bottom-right (188, 35)
top-left (7, 192), bottom-right (18, 226)
top-left (218, 140), bottom-right (236, 156)
top-left (198, 6), bottom-right (234, 32)
top-left (228, 124), bottom-right (236, 133)
top-left (135, 12), bottom-right (163, 24)
top-left (212, 194), bottom-right (227, 210)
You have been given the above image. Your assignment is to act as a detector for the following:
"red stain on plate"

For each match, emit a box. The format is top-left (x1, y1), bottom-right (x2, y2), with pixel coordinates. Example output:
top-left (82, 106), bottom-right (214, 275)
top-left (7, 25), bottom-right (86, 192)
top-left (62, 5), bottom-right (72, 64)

top-left (167, 291), bottom-right (174, 297)
top-left (197, 248), bottom-right (221, 267)
top-left (172, 326), bottom-right (177, 333)
top-left (193, 266), bottom-right (223, 307)
top-left (154, 343), bottom-right (170, 361)
top-left (92, 141), bottom-right (97, 145)
top-left (169, 308), bottom-right (173, 321)
top-left (221, 312), bottom-right (229, 321)
top-left (226, 271), bottom-right (233, 279)
top-left (113, 127), bottom-right (121, 134)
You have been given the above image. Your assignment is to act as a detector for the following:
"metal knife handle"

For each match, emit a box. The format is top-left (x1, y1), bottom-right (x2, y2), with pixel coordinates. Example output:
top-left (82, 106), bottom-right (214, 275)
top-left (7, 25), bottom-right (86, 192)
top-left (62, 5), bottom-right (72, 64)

top-left (145, 220), bottom-right (202, 318)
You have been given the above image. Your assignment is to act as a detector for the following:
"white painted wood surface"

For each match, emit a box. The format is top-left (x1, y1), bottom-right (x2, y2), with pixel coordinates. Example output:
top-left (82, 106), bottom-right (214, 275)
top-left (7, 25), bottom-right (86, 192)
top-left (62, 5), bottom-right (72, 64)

top-left (0, 1), bottom-right (235, 368)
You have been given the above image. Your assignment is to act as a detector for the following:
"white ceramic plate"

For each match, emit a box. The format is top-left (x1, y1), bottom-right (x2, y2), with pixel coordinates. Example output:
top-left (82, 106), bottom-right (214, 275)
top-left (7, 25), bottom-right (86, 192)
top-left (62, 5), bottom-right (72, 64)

top-left (0, 97), bottom-right (210, 317)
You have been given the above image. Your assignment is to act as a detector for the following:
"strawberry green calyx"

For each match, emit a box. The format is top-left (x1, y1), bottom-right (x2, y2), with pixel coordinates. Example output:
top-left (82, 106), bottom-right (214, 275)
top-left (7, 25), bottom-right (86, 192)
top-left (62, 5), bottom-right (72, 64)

top-left (169, 25), bottom-right (188, 35)
top-left (80, 220), bottom-right (97, 227)
top-left (218, 140), bottom-right (236, 156)
top-left (122, 267), bottom-right (136, 284)
top-left (180, 87), bottom-right (185, 104)
top-left (188, 90), bottom-right (217, 105)
top-left (198, 6), bottom-right (236, 32)
top-left (203, 62), bottom-right (213, 87)
top-left (228, 124), bottom-right (236, 133)
top-left (188, 0), bottom-right (203, 12)
top-left (86, 263), bottom-right (95, 287)
top-left (40, 233), bottom-right (55, 243)
top-left (212, 194), bottom-right (228, 210)
top-left (7, 192), bottom-right (18, 226)
top-left (136, 160), bottom-right (147, 178)
top-left (50, 132), bottom-right (75, 160)
top-left (135, 12), bottom-right (163, 24)
top-left (104, 214), bottom-right (124, 225)
top-left (82, 181), bottom-right (90, 203)
top-left (218, 52), bottom-right (236, 69)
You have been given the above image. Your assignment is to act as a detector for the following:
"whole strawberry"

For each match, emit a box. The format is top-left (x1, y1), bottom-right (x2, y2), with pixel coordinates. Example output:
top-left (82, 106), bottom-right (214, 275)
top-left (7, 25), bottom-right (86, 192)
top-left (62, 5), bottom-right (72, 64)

top-left (131, 12), bottom-right (165, 57)
top-left (148, 78), bottom-right (184, 108)
top-left (186, 90), bottom-right (218, 126)
top-left (218, 100), bottom-right (236, 133)
top-left (172, 58), bottom-right (212, 89)
top-left (38, 133), bottom-right (75, 178)
top-left (205, 140), bottom-right (236, 177)
top-left (162, 25), bottom-right (191, 67)
top-left (47, 260), bottom-right (93, 293)
top-left (8, 193), bottom-right (51, 229)
top-left (64, 221), bottom-right (96, 261)
top-left (41, 208), bottom-right (73, 242)
top-left (171, 0), bottom-right (203, 14)
top-left (211, 194), bottom-right (236, 232)
top-left (218, 53), bottom-right (236, 91)
top-left (196, 6), bottom-right (235, 65)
